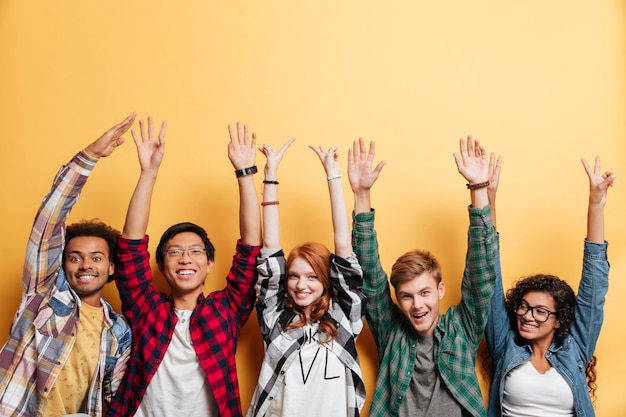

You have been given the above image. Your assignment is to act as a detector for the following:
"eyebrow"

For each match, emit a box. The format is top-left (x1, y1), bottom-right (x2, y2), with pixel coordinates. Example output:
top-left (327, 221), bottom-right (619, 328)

top-left (67, 250), bottom-right (106, 256)
top-left (520, 299), bottom-right (551, 309)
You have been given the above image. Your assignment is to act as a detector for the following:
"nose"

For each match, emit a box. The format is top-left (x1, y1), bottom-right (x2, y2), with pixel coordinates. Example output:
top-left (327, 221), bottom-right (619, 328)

top-left (295, 277), bottom-right (307, 289)
top-left (178, 251), bottom-right (193, 262)
top-left (521, 308), bottom-right (534, 320)
top-left (79, 258), bottom-right (93, 270)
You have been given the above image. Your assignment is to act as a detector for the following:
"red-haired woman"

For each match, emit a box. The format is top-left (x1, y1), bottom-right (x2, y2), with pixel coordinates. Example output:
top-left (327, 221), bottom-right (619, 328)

top-left (246, 139), bottom-right (366, 417)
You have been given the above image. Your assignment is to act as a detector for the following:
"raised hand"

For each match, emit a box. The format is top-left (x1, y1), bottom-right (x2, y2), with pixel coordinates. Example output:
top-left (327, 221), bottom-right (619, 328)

top-left (453, 135), bottom-right (490, 184)
top-left (228, 122), bottom-right (257, 170)
top-left (131, 116), bottom-right (167, 172)
top-left (582, 156), bottom-right (617, 208)
top-left (348, 137), bottom-right (386, 194)
top-left (84, 112), bottom-right (136, 158)
top-left (259, 138), bottom-right (296, 177)
top-left (309, 144), bottom-right (341, 177)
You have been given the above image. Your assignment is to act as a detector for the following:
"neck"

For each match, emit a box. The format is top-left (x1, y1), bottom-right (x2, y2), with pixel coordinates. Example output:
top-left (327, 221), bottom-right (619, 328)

top-left (172, 291), bottom-right (201, 310)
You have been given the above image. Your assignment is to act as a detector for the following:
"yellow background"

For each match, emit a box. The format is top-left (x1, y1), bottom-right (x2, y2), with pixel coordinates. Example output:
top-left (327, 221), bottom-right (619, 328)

top-left (1, 1), bottom-right (624, 415)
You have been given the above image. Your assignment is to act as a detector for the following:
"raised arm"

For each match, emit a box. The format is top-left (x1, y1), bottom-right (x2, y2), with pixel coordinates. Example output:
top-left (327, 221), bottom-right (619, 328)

top-left (453, 135), bottom-right (490, 209)
top-left (347, 138), bottom-right (386, 215)
top-left (24, 113), bottom-right (135, 294)
top-left (228, 122), bottom-right (261, 246)
top-left (309, 144), bottom-right (352, 258)
top-left (122, 117), bottom-right (167, 239)
top-left (258, 138), bottom-right (295, 249)
top-left (581, 156), bottom-right (616, 244)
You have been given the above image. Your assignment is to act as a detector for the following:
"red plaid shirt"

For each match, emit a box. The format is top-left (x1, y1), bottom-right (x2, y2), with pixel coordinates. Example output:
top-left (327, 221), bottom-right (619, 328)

top-left (107, 236), bottom-right (260, 417)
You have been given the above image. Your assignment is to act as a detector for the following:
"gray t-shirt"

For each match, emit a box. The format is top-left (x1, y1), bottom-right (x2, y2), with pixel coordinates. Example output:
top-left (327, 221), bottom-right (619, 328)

top-left (398, 335), bottom-right (463, 417)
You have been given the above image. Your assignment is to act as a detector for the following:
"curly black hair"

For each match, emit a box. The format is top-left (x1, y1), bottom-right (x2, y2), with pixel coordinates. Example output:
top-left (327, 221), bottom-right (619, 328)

top-left (505, 274), bottom-right (575, 345)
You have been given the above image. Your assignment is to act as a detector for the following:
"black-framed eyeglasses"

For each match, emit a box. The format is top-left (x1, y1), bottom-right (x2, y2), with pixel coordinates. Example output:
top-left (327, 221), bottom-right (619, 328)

top-left (515, 302), bottom-right (558, 323)
top-left (163, 247), bottom-right (207, 259)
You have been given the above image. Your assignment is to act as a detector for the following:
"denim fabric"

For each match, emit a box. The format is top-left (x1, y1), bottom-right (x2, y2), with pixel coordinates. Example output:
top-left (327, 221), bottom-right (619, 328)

top-left (486, 240), bottom-right (609, 417)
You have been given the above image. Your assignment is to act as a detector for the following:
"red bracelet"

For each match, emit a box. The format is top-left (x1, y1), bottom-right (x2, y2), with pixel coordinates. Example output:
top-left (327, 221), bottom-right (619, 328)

top-left (261, 201), bottom-right (280, 206)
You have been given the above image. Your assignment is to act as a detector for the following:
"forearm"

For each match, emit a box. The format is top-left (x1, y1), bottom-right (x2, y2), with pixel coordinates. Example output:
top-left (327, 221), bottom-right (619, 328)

top-left (353, 189), bottom-right (372, 215)
top-left (329, 177), bottom-right (351, 258)
top-left (586, 201), bottom-right (605, 243)
top-left (470, 187), bottom-right (489, 210)
top-left (261, 169), bottom-right (280, 248)
top-left (238, 175), bottom-right (261, 246)
top-left (460, 206), bottom-right (498, 343)
top-left (25, 152), bottom-right (95, 292)
top-left (122, 168), bottom-right (158, 239)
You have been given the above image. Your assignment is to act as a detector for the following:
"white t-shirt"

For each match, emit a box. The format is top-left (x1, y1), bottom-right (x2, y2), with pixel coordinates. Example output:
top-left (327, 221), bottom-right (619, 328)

top-left (503, 360), bottom-right (574, 416)
top-left (265, 323), bottom-right (348, 417)
top-left (135, 309), bottom-right (218, 417)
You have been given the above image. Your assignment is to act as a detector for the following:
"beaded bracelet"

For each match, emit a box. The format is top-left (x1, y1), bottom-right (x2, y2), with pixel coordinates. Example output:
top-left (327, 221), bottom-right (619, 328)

top-left (466, 181), bottom-right (490, 190)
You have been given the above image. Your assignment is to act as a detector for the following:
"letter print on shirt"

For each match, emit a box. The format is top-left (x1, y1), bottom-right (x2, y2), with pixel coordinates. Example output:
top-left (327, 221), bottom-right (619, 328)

top-left (297, 324), bottom-right (342, 384)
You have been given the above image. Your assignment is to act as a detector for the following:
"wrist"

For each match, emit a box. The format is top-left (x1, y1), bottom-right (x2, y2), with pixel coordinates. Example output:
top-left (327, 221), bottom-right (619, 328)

top-left (82, 145), bottom-right (100, 159)
top-left (235, 165), bottom-right (258, 178)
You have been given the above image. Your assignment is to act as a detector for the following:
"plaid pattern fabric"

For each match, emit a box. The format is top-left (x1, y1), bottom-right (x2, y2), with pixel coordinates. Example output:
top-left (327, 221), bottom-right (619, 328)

top-left (108, 237), bottom-right (260, 417)
top-left (246, 249), bottom-right (366, 417)
top-left (0, 152), bottom-right (131, 417)
top-left (352, 207), bottom-right (498, 417)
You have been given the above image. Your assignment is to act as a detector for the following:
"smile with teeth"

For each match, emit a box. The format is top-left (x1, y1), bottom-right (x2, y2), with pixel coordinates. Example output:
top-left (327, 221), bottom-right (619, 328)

top-left (76, 274), bottom-right (97, 281)
top-left (412, 311), bottom-right (427, 320)
top-left (177, 269), bottom-right (196, 278)
top-left (520, 321), bottom-right (538, 331)
top-left (294, 291), bottom-right (311, 300)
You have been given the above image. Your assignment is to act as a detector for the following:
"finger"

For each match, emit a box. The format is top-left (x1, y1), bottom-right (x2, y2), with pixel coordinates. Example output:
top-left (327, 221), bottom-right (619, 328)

top-left (594, 156), bottom-right (601, 175)
top-left (111, 112), bottom-right (136, 136)
top-left (453, 152), bottom-right (463, 169)
top-left (494, 155), bottom-right (503, 177)
top-left (367, 139), bottom-right (376, 162)
top-left (350, 140), bottom-right (358, 164)
top-left (131, 129), bottom-right (140, 146)
top-left (466, 135), bottom-right (474, 156)
top-left (359, 137), bottom-right (367, 160)
top-left (158, 121), bottom-right (167, 143)
top-left (148, 116), bottom-right (154, 141)
top-left (243, 124), bottom-right (250, 146)
top-left (601, 173), bottom-right (617, 188)
top-left (373, 160), bottom-right (386, 176)
top-left (581, 158), bottom-right (593, 177)
top-left (139, 119), bottom-right (148, 143)
top-left (279, 137), bottom-right (296, 153)
top-left (459, 138), bottom-right (467, 159)
top-left (250, 131), bottom-right (256, 148)
top-left (308, 144), bottom-right (322, 157)
top-left (228, 124), bottom-right (236, 142)
top-left (237, 121), bottom-right (243, 143)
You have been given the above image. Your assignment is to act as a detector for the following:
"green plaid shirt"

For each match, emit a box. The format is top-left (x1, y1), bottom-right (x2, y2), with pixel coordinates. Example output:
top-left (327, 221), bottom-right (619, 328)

top-left (352, 207), bottom-right (498, 417)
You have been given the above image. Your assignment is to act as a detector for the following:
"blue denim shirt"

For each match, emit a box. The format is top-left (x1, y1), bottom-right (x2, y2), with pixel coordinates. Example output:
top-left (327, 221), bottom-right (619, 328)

top-left (486, 240), bottom-right (609, 417)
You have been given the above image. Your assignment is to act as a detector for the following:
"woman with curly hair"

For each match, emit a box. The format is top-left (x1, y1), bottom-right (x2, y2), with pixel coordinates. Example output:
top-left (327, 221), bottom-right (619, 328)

top-left (485, 157), bottom-right (616, 417)
top-left (246, 138), bottom-right (366, 417)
